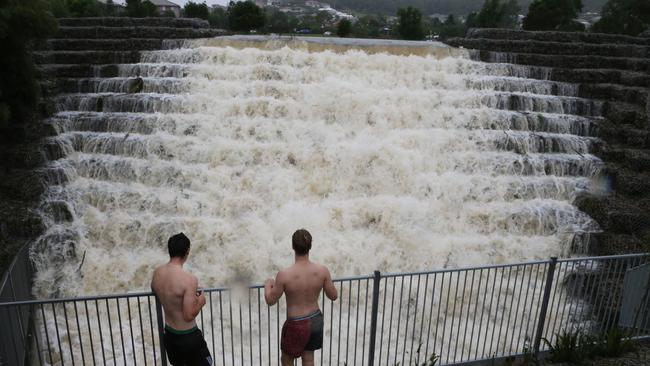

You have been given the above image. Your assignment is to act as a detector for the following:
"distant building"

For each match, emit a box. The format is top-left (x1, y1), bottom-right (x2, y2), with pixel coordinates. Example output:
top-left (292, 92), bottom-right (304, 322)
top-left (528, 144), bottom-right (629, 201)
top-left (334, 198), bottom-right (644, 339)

top-left (148, 0), bottom-right (181, 17)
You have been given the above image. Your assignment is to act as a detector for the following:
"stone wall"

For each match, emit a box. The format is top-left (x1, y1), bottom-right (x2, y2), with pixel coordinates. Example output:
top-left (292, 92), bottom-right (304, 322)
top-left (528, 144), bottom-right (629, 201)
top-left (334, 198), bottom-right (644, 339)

top-left (0, 17), bottom-right (224, 274)
top-left (449, 28), bottom-right (650, 255)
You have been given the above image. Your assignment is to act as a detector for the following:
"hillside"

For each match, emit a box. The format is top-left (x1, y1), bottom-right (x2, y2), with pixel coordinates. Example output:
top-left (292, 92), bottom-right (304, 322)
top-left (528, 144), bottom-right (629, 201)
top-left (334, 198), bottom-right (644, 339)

top-left (323, 0), bottom-right (607, 16)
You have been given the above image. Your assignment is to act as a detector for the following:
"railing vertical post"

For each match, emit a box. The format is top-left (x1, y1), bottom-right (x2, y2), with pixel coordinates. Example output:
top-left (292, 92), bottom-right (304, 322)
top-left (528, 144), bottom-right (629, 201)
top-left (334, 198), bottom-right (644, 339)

top-left (533, 257), bottom-right (558, 355)
top-left (154, 296), bottom-right (168, 366)
top-left (367, 271), bottom-right (381, 366)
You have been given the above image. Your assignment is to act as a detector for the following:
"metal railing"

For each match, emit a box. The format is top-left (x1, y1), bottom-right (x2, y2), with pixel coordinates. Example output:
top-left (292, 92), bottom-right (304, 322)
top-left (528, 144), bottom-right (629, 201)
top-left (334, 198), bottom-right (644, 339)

top-left (1, 253), bottom-right (649, 366)
top-left (0, 243), bottom-right (35, 366)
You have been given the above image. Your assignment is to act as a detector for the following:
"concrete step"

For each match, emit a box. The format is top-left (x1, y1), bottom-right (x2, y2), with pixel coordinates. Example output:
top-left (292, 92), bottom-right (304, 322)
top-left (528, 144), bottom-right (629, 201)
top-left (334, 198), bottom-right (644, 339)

top-left (42, 77), bottom-right (146, 95)
top-left (474, 50), bottom-right (650, 74)
top-left (603, 147), bottom-right (650, 172)
top-left (548, 68), bottom-right (650, 88)
top-left (57, 17), bottom-right (210, 29)
top-left (38, 64), bottom-right (119, 78)
top-left (54, 26), bottom-right (224, 39)
top-left (578, 83), bottom-right (649, 108)
top-left (465, 28), bottom-right (650, 46)
top-left (34, 50), bottom-right (140, 65)
top-left (601, 102), bottom-right (647, 128)
top-left (600, 124), bottom-right (650, 149)
top-left (450, 38), bottom-right (650, 59)
top-left (45, 38), bottom-right (164, 51)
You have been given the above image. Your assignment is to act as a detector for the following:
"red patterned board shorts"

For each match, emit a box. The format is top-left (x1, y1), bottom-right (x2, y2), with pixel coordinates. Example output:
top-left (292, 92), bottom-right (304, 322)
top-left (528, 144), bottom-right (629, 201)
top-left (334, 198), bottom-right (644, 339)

top-left (280, 310), bottom-right (324, 358)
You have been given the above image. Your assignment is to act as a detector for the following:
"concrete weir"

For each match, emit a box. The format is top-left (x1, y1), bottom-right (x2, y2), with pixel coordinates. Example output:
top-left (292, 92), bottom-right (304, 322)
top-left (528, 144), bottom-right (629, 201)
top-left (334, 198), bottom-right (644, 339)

top-left (449, 28), bottom-right (650, 255)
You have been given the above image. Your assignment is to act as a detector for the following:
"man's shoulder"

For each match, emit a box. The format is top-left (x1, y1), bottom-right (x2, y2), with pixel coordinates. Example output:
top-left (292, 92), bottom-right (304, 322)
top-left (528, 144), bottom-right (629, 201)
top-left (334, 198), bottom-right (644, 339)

top-left (311, 261), bottom-right (330, 273)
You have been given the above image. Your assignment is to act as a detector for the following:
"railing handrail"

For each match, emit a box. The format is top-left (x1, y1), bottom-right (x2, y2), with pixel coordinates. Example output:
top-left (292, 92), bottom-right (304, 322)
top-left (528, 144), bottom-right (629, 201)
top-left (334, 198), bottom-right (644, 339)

top-left (3, 253), bottom-right (648, 308)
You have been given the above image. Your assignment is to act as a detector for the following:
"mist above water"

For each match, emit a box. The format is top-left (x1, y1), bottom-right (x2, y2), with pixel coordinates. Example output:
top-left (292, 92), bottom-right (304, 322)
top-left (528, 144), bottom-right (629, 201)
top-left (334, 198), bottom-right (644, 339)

top-left (34, 37), bottom-right (601, 298)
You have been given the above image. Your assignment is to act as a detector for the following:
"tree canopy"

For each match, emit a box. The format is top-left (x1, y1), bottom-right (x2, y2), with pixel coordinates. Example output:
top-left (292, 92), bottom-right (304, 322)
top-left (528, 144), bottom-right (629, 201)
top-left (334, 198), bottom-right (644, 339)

top-left (592, 0), bottom-right (650, 36)
top-left (227, 1), bottom-right (266, 32)
top-left (466, 0), bottom-right (519, 29)
top-left (397, 6), bottom-right (425, 40)
top-left (265, 8), bottom-right (295, 34)
top-left (523, 0), bottom-right (584, 31)
top-left (183, 1), bottom-right (210, 20)
top-left (337, 19), bottom-right (352, 37)
top-left (125, 0), bottom-right (158, 17)
top-left (0, 0), bottom-right (57, 127)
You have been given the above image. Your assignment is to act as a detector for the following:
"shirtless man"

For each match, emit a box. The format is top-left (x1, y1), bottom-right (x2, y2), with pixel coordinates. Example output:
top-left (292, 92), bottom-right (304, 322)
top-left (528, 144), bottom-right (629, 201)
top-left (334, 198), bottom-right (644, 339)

top-left (151, 233), bottom-right (213, 366)
top-left (264, 229), bottom-right (338, 366)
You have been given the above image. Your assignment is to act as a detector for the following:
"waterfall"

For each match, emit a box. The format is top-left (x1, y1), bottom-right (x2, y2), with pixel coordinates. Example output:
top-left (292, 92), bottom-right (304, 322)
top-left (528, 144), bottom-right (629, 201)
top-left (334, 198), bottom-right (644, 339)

top-left (33, 37), bottom-right (602, 298)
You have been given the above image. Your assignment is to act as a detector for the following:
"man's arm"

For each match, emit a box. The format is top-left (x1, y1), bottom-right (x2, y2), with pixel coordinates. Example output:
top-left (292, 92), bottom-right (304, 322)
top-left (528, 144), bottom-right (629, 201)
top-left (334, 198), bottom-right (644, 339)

top-left (264, 271), bottom-right (285, 306)
top-left (182, 275), bottom-right (206, 322)
top-left (323, 267), bottom-right (338, 301)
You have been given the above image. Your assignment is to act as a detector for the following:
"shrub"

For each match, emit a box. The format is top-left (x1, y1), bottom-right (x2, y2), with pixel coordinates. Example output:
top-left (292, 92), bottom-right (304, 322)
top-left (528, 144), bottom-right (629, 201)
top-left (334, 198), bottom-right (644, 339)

top-left (543, 331), bottom-right (586, 364)
top-left (598, 327), bottom-right (637, 357)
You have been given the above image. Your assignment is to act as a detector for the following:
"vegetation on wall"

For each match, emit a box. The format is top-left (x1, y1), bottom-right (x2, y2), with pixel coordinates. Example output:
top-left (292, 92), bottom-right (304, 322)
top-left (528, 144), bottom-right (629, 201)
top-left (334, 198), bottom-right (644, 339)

top-left (0, 0), bottom-right (56, 128)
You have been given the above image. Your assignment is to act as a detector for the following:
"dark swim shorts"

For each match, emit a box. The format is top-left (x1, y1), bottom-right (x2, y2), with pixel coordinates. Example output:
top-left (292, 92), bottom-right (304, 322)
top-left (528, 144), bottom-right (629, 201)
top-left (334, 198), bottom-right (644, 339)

top-left (281, 310), bottom-right (324, 358)
top-left (164, 325), bottom-right (213, 366)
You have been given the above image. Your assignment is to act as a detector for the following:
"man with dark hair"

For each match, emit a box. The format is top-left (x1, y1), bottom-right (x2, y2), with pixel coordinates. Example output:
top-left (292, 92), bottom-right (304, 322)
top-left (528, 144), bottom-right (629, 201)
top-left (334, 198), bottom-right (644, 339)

top-left (151, 233), bottom-right (213, 365)
top-left (264, 229), bottom-right (338, 366)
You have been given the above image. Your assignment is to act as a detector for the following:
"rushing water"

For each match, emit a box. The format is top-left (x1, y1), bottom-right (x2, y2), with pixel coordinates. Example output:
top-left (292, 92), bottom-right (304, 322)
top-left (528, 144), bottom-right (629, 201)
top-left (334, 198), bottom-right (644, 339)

top-left (34, 36), bottom-right (602, 299)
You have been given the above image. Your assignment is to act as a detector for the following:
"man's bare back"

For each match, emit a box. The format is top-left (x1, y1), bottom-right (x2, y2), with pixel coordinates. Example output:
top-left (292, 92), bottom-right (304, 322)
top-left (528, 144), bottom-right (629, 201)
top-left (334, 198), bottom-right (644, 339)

top-left (151, 233), bottom-right (213, 365)
top-left (264, 229), bottom-right (337, 366)
top-left (265, 259), bottom-right (337, 317)
top-left (151, 262), bottom-right (205, 331)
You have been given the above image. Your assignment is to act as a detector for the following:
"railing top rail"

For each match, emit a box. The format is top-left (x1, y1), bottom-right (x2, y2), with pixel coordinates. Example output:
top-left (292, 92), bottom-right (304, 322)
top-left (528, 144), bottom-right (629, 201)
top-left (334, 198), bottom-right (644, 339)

top-left (2, 253), bottom-right (648, 307)
top-left (0, 273), bottom-right (375, 307)
top-left (556, 252), bottom-right (649, 262)
top-left (380, 259), bottom-right (552, 278)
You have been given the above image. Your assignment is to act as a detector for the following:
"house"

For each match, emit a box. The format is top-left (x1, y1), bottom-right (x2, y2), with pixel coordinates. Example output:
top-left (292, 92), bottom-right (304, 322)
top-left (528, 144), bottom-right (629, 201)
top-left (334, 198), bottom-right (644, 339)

top-left (148, 0), bottom-right (181, 17)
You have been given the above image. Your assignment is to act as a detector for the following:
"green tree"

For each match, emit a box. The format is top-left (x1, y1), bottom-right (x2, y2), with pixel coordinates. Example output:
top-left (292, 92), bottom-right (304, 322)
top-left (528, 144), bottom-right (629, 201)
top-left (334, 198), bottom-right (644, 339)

top-left (160, 10), bottom-right (176, 17)
top-left (47, 0), bottom-right (71, 17)
top-left (337, 19), bottom-right (352, 37)
top-left (209, 7), bottom-right (228, 28)
top-left (397, 6), bottom-right (424, 40)
top-left (441, 14), bottom-right (467, 38)
top-left (125, 0), bottom-right (158, 17)
top-left (523, 0), bottom-right (584, 31)
top-left (183, 1), bottom-right (210, 20)
top-left (0, 0), bottom-right (57, 127)
top-left (67, 0), bottom-right (103, 17)
top-left (352, 15), bottom-right (387, 38)
top-left (266, 9), bottom-right (293, 34)
top-left (469, 0), bottom-right (519, 29)
top-left (592, 0), bottom-right (650, 36)
top-left (227, 1), bottom-right (266, 32)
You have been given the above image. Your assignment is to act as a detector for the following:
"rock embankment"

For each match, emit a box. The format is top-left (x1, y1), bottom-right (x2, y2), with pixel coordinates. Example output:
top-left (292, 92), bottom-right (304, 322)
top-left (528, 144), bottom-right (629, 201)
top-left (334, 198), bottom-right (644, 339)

top-left (448, 28), bottom-right (650, 255)
top-left (0, 17), bottom-right (224, 274)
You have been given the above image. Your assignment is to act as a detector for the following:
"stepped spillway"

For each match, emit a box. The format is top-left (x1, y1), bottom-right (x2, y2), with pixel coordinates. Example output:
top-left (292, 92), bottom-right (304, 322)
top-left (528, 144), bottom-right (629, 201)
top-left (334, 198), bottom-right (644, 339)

top-left (34, 35), bottom-right (603, 297)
